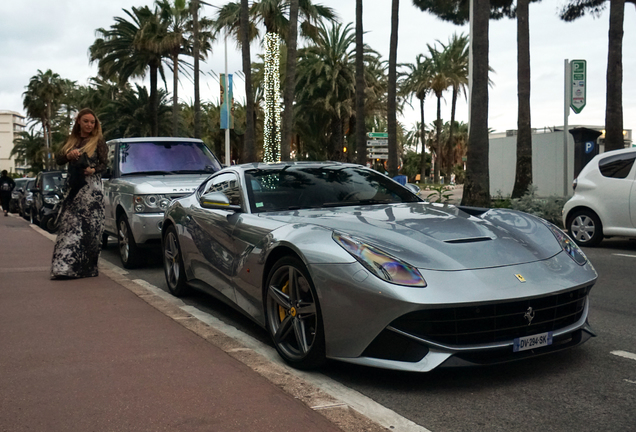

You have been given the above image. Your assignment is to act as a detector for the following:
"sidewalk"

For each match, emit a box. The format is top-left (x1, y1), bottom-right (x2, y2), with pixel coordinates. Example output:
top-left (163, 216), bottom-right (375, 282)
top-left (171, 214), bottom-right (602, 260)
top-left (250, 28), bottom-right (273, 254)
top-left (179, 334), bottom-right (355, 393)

top-left (0, 214), bottom-right (380, 432)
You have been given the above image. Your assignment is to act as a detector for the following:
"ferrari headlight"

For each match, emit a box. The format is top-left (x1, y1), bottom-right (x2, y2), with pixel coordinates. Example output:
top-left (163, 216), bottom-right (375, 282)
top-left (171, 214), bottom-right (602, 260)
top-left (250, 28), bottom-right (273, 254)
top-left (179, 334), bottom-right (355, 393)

top-left (133, 194), bottom-right (172, 213)
top-left (333, 232), bottom-right (427, 287)
top-left (546, 223), bottom-right (588, 266)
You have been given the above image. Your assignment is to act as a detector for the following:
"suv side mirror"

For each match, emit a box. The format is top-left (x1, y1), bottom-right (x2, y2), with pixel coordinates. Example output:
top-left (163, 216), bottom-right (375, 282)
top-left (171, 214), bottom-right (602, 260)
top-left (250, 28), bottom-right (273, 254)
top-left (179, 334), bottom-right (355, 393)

top-left (199, 192), bottom-right (242, 212)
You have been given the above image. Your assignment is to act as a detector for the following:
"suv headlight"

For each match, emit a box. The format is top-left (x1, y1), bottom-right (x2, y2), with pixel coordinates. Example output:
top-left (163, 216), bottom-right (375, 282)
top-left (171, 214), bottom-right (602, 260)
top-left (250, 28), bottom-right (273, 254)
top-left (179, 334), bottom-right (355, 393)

top-left (333, 232), bottom-right (427, 287)
top-left (44, 195), bottom-right (60, 205)
top-left (133, 194), bottom-right (173, 213)
top-left (546, 222), bottom-right (588, 266)
top-left (11, 191), bottom-right (20, 199)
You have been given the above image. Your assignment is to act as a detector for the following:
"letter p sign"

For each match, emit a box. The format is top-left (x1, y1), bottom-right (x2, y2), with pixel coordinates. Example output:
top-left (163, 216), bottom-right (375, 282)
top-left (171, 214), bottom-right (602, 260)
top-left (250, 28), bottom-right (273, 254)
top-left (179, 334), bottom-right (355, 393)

top-left (585, 141), bottom-right (595, 154)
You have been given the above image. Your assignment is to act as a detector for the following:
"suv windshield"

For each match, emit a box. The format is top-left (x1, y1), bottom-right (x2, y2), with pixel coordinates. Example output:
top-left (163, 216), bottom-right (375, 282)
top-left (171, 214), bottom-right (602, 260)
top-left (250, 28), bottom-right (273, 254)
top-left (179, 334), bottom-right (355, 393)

top-left (42, 172), bottom-right (65, 192)
top-left (245, 165), bottom-right (421, 213)
top-left (119, 141), bottom-right (222, 176)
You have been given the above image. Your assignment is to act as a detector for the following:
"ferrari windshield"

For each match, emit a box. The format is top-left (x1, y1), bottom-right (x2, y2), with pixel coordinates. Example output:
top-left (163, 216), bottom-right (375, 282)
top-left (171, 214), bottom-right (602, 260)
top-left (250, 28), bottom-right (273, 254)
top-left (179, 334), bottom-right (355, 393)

top-left (245, 165), bottom-right (420, 213)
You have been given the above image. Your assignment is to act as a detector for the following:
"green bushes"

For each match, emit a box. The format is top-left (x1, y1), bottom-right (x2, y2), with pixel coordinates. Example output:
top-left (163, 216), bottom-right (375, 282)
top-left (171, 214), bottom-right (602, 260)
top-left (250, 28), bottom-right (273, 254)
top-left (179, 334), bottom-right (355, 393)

top-left (492, 186), bottom-right (568, 228)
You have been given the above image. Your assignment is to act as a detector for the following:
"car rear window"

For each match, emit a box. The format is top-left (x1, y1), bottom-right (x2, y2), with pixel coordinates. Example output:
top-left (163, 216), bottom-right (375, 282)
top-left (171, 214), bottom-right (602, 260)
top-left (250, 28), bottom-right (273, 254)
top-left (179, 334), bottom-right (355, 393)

top-left (598, 152), bottom-right (636, 179)
top-left (119, 141), bottom-right (222, 176)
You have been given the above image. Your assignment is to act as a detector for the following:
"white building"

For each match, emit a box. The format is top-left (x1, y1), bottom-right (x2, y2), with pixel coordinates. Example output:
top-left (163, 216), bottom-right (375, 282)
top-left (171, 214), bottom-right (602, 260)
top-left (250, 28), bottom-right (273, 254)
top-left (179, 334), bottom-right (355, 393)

top-left (489, 125), bottom-right (633, 197)
top-left (0, 110), bottom-right (26, 174)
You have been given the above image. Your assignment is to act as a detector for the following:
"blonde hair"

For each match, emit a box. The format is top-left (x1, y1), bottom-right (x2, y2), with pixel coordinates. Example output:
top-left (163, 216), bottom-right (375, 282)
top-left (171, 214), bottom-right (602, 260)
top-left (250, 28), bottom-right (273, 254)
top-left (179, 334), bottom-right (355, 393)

top-left (61, 108), bottom-right (103, 157)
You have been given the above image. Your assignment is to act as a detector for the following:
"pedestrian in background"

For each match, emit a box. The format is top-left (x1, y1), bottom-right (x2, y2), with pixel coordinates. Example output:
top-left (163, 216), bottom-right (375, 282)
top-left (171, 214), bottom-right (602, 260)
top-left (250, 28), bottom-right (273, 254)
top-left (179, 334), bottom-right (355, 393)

top-left (0, 170), bottom-right (15, 217)
top-left (50, 108), bottom-right (108, 279)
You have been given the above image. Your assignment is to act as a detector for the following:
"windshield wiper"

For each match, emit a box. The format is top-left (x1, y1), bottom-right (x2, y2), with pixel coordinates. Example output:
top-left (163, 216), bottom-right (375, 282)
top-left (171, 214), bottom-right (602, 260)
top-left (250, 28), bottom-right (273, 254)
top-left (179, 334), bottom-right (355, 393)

top-left (121, 170), bottom-right (174, 176)
top-left (321, 199), bottom-right (394, 208)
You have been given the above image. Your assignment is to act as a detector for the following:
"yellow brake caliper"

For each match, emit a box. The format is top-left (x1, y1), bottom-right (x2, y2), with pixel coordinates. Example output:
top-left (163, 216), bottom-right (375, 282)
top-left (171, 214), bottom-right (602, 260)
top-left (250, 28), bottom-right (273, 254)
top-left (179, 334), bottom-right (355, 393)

top-left (279, 280), bottom-right (289, 322)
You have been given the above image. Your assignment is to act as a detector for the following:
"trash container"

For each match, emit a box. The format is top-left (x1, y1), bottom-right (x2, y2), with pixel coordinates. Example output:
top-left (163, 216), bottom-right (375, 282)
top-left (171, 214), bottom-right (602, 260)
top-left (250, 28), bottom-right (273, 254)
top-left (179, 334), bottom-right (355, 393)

top-left (569, 127), bottom-right (602, 178)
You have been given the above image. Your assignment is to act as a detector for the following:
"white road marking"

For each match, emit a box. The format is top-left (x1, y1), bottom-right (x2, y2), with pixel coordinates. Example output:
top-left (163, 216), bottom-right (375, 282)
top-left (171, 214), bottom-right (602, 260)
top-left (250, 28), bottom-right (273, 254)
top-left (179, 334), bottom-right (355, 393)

top-left (134, 280), bottom-right (431, 432)
top-left (612, 253), bottom-right (636, 258)
top-left (611, 350), bottom-right (636, 361)
top-left (625, 380), bottom-right (636, 385)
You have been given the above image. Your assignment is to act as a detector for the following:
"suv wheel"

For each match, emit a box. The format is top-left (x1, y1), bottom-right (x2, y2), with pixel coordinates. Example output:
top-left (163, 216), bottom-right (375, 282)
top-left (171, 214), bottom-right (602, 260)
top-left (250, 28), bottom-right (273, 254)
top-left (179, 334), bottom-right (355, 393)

top-left (117, 215), bottom-right (141, 268)
top-left (568, 210), bottom-right (603, 247)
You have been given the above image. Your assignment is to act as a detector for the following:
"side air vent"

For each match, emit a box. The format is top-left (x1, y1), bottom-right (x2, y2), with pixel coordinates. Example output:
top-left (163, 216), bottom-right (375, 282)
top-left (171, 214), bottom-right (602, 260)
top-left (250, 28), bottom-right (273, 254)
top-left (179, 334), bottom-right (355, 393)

top-left (444, 237), bottom-right (493, 244)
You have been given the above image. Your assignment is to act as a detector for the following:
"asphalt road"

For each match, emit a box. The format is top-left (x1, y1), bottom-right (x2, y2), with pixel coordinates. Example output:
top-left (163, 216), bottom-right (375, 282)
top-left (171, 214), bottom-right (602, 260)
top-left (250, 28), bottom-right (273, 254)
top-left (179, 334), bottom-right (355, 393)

top-left (100, 236), bottom-right (636, 432)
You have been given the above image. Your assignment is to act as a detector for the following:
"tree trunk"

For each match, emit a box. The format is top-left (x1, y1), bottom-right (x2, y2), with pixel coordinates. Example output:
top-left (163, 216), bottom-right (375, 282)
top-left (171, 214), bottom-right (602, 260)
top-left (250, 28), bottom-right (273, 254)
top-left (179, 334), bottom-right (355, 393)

top-left (461, 0), bottom-right (490, 207)
top-left (192, 0), bottom-right (201, 139)
top-left (240, 0), bottom-right (256, 162)
top-left (331, 116), bottom-right (343, 161)
top-left (447, 86), bottom-right (459, 183)
top-left (150, 63), bottom-right (159, 136)
top-left (387, 0), bottom-right (399, 177)
top-left (172, 52), bottom-right (179, 137)
top-left (434, 95), bottom-right (442, 183)
top-left (512, 0), bottom-right (532, 198)
top-left (419, 97), bottom-right (427, 182)
top-left (355, 0), bottom-right (367, 165)
top-left (604, 0), bottom-right (624, 151)
top-left (281, 0), bottom-right (299, 161)
top-left (45, 105), bottom-right (52, 170)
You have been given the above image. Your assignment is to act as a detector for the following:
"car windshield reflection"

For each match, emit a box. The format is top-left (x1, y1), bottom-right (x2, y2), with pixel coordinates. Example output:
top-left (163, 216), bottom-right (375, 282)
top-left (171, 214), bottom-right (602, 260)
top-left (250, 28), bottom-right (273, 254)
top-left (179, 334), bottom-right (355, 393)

top-left (119, 141), bottom-right (222, 176)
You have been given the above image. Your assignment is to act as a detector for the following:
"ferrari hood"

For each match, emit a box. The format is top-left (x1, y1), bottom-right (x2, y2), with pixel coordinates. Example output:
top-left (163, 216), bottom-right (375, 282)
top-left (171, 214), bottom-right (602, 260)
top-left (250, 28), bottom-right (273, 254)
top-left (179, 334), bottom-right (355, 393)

top-left (262, 203), bottom-right (563, 271)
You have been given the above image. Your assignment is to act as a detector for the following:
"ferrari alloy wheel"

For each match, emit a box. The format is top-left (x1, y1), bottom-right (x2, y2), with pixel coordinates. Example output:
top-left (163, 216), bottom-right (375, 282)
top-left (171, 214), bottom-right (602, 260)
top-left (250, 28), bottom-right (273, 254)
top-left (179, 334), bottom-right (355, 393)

top-left (265, 256), bottom-right (325, 369)
top-left (568, 210), bottom-right (603, 247)
top-left (163, 226), bottom-right (190, 296)
top-left (117, 215), bottom-right (141, 269)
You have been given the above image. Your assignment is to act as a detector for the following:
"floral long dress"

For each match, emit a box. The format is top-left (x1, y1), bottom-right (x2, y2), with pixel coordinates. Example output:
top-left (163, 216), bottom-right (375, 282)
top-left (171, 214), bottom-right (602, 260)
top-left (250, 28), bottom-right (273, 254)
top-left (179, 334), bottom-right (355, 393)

top-left (51, 139), bottom-right (108, 279)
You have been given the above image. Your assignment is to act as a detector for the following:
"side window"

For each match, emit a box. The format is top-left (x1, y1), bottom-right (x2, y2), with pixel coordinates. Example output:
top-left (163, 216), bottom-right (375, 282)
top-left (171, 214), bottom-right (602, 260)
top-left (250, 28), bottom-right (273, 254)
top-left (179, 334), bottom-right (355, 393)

top-left (204, 173), bottom-right (241, 206)
top-left (599, 152), bottom-right (636, 179)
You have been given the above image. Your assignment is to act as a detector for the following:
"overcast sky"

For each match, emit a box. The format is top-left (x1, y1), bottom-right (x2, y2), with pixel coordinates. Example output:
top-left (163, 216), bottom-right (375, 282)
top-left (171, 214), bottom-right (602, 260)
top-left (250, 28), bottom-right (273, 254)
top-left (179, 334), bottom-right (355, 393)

top-left (1, 0), bottom-right (634, 137)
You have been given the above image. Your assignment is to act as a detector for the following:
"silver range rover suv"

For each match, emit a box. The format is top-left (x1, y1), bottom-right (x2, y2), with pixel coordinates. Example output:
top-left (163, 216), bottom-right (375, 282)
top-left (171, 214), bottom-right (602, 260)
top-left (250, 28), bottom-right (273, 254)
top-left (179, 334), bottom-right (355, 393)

top-left (103, 137), bottom-right (222, 268)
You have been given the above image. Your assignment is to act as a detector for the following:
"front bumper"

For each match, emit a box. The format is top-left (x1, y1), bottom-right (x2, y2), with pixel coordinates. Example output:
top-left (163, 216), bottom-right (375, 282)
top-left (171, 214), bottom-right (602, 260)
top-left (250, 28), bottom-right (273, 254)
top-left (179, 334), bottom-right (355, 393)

top-left (131, 212), bottom-right (165, 244)
top-left (309, 251), bottom-right (598, 372)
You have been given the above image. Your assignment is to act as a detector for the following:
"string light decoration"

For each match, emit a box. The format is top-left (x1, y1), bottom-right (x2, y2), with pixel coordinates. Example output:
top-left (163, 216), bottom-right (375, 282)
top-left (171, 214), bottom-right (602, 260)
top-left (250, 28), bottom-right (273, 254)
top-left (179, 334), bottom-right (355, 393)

top-left (263, 32), bottom-right (282, 163)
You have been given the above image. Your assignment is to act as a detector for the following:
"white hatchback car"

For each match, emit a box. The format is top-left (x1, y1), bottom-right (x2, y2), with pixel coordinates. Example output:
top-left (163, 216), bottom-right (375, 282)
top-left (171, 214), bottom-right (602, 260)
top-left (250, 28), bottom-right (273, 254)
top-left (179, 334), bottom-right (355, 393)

top-left (563, 147), bottom-right (636, 246)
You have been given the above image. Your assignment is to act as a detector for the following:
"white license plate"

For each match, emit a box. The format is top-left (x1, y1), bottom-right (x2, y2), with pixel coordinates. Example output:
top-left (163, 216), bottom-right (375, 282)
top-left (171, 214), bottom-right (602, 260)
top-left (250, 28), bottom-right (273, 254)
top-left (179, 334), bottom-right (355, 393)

top-left (513, 332), bottom-right (553, 352)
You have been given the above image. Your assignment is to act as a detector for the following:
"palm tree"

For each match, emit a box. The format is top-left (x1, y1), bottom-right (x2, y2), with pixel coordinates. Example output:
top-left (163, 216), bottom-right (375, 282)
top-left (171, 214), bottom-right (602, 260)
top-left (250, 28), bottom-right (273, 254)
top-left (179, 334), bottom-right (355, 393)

top-left (387, 0), bottom-right (399, 177)
top-left (90, 5), bottom-right (169, 136)
top-left (355, 0), bottom-right (366, 165)
top-left (426, 43), bottom-right (451, 183)
top-left (400, 54), bottom-right (432, 183)
top-left (295, 22), bottom-right (356, 160)
top-left (462, 0), bottom-right (491, 206)
top-left (157, 0), bottom-right (190, 136)
top-left (560, 0), bottom-right (631, 151)
top-left (11, 130), bottom-right (47, 174)
top-left (240, 0), bottom-right (257, 162)
top-left (23, 69), bottom-right (64, 169)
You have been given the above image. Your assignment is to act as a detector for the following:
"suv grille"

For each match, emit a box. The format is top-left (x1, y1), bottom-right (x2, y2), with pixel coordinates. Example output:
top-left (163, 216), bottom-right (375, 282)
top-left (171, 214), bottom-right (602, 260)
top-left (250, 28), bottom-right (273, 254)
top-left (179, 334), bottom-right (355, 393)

top-left (391, 286), bottom-right (591, 346)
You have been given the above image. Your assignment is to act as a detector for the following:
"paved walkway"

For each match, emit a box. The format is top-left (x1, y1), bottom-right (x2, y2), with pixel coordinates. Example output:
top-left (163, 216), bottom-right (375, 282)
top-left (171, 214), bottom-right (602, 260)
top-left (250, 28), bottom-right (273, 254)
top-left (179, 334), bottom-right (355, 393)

top-left (0, 213), bottom-right (380, 432)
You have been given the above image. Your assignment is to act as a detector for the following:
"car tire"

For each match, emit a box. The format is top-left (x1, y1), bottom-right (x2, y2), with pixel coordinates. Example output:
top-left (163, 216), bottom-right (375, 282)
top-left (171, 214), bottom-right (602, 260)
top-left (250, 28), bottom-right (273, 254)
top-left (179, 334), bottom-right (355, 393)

top-left (568, 209), bottom-right (603, 247)
top-left (102, 233), bottom-right (110, 249)
top-left (265, 256), bottom-right (326, 369)
top-left (117, 215), bottom-right (141, 269)
top-left (163, 225), bottom-right (190, 297)
top-left (41, 215), bottom-right (58, 234)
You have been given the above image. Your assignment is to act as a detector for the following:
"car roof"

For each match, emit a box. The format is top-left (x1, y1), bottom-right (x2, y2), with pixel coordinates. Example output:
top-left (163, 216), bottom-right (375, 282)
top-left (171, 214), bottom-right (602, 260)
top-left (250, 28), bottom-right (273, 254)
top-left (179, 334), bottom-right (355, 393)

top-left (106, 137), bottom-right (205, 144)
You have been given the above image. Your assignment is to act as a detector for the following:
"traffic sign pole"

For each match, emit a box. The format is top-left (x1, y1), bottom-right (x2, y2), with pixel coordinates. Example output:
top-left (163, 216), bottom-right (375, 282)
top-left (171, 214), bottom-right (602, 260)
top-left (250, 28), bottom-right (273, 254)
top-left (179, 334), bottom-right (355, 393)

top-left (564, 59), bottom-right (570, 196)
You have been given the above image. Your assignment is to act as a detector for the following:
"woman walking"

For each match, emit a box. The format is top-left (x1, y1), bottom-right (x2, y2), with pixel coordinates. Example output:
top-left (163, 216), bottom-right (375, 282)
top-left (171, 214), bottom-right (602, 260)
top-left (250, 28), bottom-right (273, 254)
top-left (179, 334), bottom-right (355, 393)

top-left (51, 108), bottom-right (108, 279)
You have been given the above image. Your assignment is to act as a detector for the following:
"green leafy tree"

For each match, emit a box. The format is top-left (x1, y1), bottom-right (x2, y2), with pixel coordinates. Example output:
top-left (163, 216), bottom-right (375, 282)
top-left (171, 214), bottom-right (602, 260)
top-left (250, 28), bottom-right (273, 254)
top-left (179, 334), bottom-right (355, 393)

top-left (11, 130), bottom-right (47, 174)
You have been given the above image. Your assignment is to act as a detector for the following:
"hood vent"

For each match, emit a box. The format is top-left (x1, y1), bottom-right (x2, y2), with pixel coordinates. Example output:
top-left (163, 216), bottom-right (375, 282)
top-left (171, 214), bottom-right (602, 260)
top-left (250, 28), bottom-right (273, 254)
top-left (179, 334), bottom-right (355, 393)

top-left (444, 236), bottom-right (493, 244)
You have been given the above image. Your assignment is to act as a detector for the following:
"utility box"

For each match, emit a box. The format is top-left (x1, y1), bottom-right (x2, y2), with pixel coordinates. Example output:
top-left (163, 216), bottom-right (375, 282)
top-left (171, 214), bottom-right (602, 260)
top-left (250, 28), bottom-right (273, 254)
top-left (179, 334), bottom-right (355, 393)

top-left (569, 127), bottom-right (602, 178)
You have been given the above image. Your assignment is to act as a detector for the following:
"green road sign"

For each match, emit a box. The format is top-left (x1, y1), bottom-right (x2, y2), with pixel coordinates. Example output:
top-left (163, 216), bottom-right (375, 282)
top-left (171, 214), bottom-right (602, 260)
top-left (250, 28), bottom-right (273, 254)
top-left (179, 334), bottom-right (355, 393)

top-left (570, 60), bottom-right (586, 114)
top-left (367, 132), bottom-right (388, 138)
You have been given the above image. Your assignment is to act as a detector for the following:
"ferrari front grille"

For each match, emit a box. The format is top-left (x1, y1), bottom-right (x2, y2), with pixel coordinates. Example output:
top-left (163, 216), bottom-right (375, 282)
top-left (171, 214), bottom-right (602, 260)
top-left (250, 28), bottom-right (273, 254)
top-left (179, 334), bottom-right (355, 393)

top-left (391, 286), bottom-right (591, 346)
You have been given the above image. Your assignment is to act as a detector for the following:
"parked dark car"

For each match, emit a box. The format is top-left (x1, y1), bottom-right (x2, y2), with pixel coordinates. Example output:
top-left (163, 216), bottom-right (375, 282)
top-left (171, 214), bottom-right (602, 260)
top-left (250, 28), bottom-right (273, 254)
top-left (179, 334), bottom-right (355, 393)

top-left (31, 170), bottom-right (66, 232)
top-left (9, 178), bottom-right (33, 213)
top-left (19, 179), bottom-right (36, 220)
